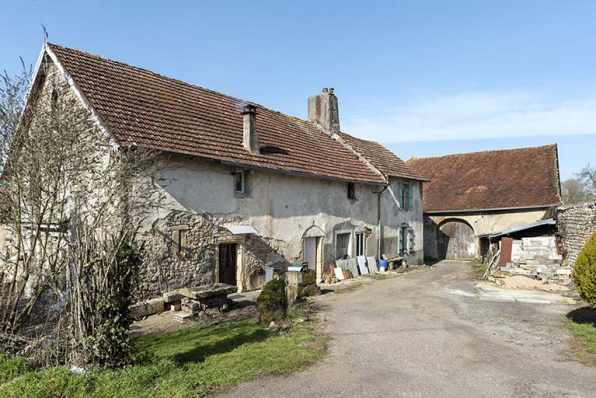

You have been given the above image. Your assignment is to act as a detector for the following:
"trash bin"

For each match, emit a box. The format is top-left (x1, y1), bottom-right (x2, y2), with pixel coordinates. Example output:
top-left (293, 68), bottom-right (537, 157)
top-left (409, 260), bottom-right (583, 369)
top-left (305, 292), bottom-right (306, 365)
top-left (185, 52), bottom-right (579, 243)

top-left (378, 259), bottom-right (388, 272)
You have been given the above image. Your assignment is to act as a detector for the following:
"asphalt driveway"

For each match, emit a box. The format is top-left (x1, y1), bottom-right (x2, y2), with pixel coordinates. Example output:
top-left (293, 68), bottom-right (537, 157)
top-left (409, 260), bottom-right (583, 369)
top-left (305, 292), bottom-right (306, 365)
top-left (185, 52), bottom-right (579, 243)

top-left (215, 261), bottom-right (596, 398)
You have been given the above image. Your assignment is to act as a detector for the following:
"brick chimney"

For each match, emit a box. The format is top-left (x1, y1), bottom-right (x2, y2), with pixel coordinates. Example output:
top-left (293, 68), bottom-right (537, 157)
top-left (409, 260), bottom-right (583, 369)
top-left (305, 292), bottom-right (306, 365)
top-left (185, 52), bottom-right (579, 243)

top-left (242, 104), bottom-right (259, 153)
top-left (308, 88), bottom-right (340, 134)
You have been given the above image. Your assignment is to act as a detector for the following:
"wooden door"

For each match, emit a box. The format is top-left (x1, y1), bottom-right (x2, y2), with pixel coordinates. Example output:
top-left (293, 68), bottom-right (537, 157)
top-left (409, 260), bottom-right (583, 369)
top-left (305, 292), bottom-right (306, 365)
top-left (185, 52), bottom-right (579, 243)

top-left (438, 220), bottom-right (476, 260)
top-left (219, 244), bottom-right (237, 286)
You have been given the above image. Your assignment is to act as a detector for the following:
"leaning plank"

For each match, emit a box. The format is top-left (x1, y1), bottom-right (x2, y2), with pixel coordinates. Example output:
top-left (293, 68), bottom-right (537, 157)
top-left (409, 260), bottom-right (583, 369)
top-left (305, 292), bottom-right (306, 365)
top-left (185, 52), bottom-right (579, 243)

top-left (357, 256), bottom-right (369, 275)
top-left (334, 266), bottom-right (345, 280)
top-left (366, 256), bottom-right (378, 273)
top-left (348, 258), bottom-right (360, 277)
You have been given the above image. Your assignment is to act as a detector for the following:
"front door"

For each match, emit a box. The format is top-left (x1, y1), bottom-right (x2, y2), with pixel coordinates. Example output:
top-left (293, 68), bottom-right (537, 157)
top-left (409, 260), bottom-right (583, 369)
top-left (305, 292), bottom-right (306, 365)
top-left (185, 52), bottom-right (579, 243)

top-left (219, 244), bottom-right (237, 286)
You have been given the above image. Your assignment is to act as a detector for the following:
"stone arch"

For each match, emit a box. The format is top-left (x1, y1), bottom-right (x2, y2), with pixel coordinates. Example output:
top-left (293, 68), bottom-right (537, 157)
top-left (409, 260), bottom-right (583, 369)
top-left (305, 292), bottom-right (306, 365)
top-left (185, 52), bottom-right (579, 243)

top-left (302, 224), bottom-right (326, 239)
top-left (437, 218), bottom-right (476, 260)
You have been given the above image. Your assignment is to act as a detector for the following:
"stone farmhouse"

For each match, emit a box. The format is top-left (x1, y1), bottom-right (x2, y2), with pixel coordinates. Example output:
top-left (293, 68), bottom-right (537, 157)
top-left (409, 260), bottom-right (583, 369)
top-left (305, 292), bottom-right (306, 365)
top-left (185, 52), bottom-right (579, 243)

top-left (408, 145), bottom-right (562, 261)
top-left (24, 43), bottom-right (426, 295)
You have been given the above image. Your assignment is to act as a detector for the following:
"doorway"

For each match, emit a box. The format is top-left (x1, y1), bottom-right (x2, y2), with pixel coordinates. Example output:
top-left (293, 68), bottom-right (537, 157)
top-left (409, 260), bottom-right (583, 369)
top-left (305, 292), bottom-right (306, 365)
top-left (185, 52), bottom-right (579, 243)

top-left (219, 243), bottom-right (237, 285)
top-left (437, 219), bottom-right (476, 260)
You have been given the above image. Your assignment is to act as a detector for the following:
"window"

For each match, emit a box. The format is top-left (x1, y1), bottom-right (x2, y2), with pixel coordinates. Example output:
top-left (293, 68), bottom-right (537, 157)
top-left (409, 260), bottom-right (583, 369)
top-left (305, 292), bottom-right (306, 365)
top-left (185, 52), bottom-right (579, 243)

top-left (355, 231), bottom-right (365, 256)
top-left (51, 89), bottom-right (59, 114)
top-left (234, 171), bottom-right (245, 194)
top-left (336, 232), bottom-right (351, 259)
top-left (399, 225), bottom-right (413, 254)
top-left (347, 182), bottom-right (356, 200)
top-left (398, 182), bottom-right (412, 211)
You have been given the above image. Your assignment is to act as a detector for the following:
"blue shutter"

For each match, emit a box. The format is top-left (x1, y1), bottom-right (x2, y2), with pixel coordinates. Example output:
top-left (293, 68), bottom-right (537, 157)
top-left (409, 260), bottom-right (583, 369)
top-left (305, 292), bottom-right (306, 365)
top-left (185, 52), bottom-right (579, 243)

top-left (408, 184), bottom-right (413, 210)
top-left (398, 227), bottom-right (403, 253)
top-left (408, 228), bottom-right (414, 252)
top-left (398, 183), bottom-right (404, 208)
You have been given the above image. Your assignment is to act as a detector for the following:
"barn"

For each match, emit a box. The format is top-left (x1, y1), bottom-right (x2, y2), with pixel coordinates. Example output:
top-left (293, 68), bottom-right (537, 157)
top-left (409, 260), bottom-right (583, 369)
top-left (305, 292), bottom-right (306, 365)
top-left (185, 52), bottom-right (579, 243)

top-left (407, 145), bottom-right (562, 261)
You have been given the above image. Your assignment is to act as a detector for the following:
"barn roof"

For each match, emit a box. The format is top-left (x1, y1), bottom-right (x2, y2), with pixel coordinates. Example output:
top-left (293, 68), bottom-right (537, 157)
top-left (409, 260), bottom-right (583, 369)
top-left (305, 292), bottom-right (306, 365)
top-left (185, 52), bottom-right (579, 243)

top-left (407, 145), bottom-right (562, 212)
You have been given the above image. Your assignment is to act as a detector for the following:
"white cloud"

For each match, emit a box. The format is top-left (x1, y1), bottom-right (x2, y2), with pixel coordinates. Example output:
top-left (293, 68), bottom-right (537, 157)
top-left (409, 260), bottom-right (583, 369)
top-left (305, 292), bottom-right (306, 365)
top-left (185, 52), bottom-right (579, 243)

top-left (343, 91), bottom-right (596, 143)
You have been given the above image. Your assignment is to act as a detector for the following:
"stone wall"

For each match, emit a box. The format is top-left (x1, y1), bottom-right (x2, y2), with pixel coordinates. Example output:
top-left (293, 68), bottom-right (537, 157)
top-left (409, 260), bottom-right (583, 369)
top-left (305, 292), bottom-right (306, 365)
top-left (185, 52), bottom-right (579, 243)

top-left (557, 202), bottom-right (596, 267)
top-left (141, 210), bottom-right (289, 298)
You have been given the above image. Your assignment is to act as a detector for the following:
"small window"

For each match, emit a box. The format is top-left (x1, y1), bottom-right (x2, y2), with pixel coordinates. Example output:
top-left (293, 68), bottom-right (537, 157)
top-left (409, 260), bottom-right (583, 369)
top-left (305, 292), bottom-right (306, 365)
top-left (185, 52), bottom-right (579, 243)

top-left (235, 171), bottom-right (245, 194)
top-left (336, 232), bottom-right (351, 259)
top-left (355, 231), bottom-right (365, 256)
top-left (51, 89), bottom-right (59, 114)
top-left (347, 182), bottom-right (356, 200)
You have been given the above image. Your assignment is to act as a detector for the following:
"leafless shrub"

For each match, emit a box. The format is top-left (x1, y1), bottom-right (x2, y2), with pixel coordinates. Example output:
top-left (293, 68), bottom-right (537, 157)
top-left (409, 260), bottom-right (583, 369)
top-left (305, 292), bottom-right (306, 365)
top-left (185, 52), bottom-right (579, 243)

top-left (0, 58), bottom-right (163, 367)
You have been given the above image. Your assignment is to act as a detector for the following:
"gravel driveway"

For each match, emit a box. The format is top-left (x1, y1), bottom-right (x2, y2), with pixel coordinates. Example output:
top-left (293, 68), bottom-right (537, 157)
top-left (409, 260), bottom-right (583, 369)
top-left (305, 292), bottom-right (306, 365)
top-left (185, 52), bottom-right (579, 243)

top-left (214, 261), bottom-right (596, 398)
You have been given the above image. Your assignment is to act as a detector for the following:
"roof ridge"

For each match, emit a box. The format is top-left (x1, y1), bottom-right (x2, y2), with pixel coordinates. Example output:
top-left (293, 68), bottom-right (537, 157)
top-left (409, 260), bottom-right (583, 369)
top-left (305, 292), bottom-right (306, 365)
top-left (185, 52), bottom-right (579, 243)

top-left (407, 144), bottom-right (557, 163)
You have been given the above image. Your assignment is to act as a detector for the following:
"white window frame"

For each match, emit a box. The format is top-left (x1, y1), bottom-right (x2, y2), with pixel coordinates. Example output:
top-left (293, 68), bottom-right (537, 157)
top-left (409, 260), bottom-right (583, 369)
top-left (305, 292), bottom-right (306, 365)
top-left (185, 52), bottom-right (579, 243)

top-left (335, 230), bottom-right (352, 259)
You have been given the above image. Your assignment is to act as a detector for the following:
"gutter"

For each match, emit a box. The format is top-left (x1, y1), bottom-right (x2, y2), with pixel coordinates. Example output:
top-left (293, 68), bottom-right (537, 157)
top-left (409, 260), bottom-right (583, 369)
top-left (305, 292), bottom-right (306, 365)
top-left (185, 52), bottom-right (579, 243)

top-left (424, 204), bottom-right (559, 215)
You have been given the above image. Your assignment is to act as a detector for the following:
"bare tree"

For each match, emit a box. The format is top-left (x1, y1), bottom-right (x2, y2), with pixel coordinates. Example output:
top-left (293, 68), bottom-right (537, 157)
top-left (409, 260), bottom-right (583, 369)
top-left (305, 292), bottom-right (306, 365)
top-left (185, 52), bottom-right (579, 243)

top-left (561, 178), bottom-right (590, 204)
top-left (577, 164), bottom-right (596, 196)
top-left (0, 60), bottom-right (163, 367)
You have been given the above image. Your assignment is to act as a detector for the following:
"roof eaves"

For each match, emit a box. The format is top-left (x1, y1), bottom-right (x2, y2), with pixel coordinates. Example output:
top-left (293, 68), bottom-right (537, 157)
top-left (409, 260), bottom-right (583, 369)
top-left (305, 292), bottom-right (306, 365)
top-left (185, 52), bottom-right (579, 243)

top-left (424, 204), bottom-right (559, 214)
top-left (161, 148), bottom-right (387, 186)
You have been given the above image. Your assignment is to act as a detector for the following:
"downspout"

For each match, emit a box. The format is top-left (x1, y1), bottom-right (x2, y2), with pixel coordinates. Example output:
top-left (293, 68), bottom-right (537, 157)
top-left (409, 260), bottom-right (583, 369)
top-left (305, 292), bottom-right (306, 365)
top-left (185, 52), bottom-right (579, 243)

top-left (375, 185), bottom-right (389, 259)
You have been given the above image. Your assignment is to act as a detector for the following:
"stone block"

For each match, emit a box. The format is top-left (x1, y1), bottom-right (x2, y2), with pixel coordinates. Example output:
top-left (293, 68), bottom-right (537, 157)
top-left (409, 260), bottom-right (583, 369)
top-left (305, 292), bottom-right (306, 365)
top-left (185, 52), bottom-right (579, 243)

top-left (163, 291), bottom-right (185, 303)
top-left (129, 298), bottom-right (165, 320)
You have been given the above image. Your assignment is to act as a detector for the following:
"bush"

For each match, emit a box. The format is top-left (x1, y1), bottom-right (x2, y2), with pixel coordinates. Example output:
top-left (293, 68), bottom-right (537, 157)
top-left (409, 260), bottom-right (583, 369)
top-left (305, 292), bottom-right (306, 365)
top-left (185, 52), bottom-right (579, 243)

top-left (573, 231), bottom-right (596, 307)
top-left (256, 279), bottom-right (288, 325)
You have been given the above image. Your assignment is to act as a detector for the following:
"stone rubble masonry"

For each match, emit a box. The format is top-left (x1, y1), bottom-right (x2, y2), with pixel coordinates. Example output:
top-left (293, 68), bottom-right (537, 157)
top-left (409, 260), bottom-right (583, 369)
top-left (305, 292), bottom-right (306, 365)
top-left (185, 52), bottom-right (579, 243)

top-left (557, 202), bottom-right (596, 267)
top-left (140, 210), bottom-right (290, 298)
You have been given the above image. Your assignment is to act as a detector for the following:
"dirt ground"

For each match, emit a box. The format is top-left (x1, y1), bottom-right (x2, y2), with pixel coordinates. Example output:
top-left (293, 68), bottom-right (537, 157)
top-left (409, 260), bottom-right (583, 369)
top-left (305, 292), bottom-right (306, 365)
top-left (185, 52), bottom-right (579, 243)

top-left (213, 260), bottom-right (596, 398)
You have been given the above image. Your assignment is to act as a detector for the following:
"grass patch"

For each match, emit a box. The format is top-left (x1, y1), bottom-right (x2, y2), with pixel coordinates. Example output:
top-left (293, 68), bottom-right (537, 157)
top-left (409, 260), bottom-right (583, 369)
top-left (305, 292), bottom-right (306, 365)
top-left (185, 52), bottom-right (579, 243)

top-left (566, 306), bottom-right (596, 366)
top-left (472, 261), bottom-right (488, 278)
top-left (0, 311), bottom-right (324, 398)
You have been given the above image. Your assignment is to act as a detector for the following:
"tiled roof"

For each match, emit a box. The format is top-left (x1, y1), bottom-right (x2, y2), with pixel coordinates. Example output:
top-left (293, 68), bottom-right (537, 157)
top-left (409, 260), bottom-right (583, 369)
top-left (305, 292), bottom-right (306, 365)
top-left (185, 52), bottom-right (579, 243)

top-left (46, 43), bottom-right (404, 185)
top-left (338, 132), bottom-right (426, 181)
top-left (407, 145), bottom-right (562, 212)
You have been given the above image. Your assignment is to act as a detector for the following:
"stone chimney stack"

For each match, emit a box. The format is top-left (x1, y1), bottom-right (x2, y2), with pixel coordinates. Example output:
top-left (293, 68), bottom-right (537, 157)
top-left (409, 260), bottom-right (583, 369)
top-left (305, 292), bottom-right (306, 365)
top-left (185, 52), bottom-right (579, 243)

top-left (308, 87), bottom-right (340, 134)
top-left (242, 104), bottom-right (259, 153)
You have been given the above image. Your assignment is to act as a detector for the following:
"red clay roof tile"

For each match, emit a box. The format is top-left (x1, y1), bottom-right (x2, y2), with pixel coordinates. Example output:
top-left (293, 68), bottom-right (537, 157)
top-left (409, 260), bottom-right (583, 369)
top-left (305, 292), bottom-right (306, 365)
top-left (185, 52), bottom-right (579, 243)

top-left (407, 145), bottom-right (562, 212)
top-left (47, 43), bottom-right (417, 185)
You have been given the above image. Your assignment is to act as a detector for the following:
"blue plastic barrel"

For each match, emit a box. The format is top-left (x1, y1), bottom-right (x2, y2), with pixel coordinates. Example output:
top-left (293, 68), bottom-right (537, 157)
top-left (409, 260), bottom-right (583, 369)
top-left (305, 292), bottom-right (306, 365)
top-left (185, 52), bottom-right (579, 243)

top-left (378, 259), bottom-right (388, 271)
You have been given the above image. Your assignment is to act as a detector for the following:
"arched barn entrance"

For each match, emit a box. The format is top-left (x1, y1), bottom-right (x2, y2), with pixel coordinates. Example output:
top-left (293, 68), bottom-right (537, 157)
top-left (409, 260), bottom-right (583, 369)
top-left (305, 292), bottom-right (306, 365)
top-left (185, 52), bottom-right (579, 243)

top-left (437, 219), bottom-right (476, 260)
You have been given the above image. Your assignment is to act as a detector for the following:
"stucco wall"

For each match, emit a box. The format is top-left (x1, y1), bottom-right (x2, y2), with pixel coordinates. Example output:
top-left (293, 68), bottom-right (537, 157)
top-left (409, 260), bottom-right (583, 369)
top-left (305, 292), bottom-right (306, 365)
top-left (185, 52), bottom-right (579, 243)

top-left (380, 178), bottom-right (424, 264)
top-left (424, 208), bottom-right (552, 260)
top-left (557, 202), bottom-right (596, 267)
top-left (143, 154), bottom-right (424, 294)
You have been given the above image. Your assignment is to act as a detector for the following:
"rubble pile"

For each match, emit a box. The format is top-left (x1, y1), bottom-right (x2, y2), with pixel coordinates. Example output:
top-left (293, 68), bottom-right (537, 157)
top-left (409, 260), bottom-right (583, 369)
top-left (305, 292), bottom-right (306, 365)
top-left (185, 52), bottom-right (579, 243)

top-left (498, 237), bottom-right (571, 284)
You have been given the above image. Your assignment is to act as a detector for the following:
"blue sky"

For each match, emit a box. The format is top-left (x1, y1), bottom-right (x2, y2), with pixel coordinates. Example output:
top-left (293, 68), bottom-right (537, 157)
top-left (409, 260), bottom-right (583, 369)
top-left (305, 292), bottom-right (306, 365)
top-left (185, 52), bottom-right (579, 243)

top-left (1, 0), bottom-right (595, 179)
